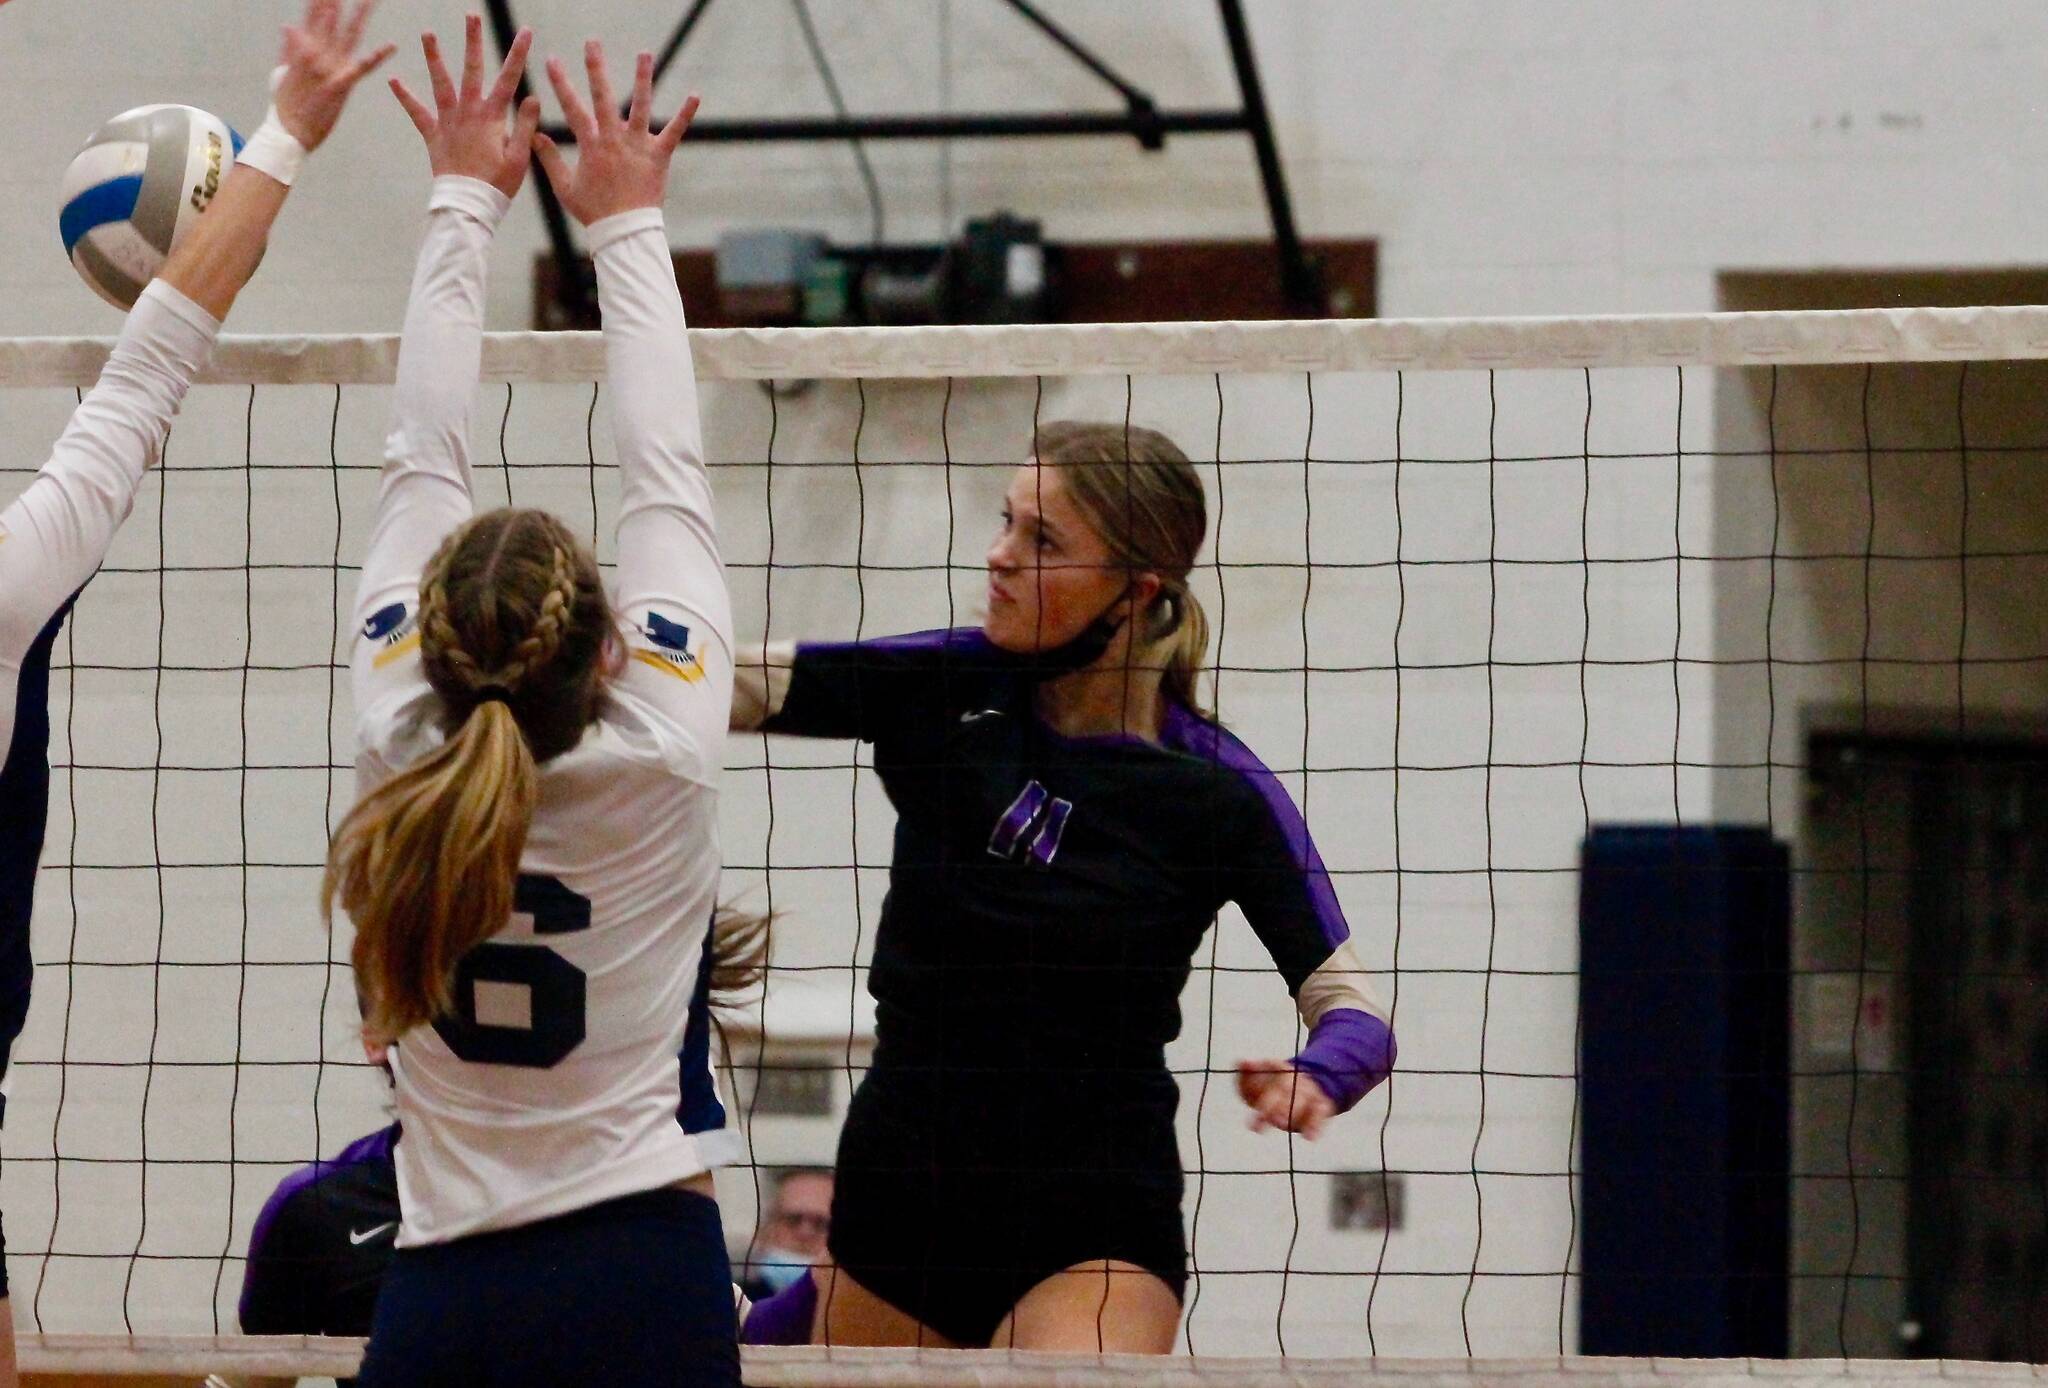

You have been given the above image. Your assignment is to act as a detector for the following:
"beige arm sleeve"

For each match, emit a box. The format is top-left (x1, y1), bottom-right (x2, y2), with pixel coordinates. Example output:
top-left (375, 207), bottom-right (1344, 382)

top-left (731, 641), bottom-right (796, 732)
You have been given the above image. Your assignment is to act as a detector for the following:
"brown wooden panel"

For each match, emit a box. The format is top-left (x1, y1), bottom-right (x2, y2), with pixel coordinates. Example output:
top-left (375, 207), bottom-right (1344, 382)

top-left (1055, 239), bottom-right (1374, 322)
top-left (535, 239), bottom-right (1374, 330)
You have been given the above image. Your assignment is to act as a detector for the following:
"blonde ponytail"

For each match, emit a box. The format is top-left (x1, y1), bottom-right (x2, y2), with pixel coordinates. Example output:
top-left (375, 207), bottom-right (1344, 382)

top-left (325, 507), bottom-right (612, 1043)
top-left (706, 904), bottom-right (774, 1017)
top-left (1157, 584), bottom-right (1211, 718)
top-left (326, 701), bottom-right (538, 1042)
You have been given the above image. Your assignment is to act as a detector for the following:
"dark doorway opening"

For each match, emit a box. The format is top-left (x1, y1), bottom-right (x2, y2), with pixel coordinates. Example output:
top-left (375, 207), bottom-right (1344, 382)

top-left (1809, 730), bottom-right (2048, 1360)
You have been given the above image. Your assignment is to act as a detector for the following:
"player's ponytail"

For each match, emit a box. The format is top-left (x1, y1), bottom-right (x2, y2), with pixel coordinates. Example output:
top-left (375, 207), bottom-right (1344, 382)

top-left (1157, 582), bottom-right (1211, 716)
top-left (707, 904), bottom-right (774, 1016)
top-left (329, 698), bottom-right (538, 1041)
top-left (1035, 420), bottom-right (1213, 717)
top-left (325, 508), bottom-right (612, 1043)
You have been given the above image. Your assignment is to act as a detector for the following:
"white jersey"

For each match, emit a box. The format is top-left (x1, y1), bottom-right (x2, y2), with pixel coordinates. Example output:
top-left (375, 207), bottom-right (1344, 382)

top-left (1, 282), bottom-right (220, 768)
top-left (349, 178), bottom-right (735, 1248)
top-left (0, 283), bottom-right (219, 1100)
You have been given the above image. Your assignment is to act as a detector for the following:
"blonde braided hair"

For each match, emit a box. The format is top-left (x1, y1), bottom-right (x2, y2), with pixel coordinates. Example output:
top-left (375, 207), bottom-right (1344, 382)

top-left (418, 537), bottom-right (580, 698)
top-left (498, 543), bottom-right (578, 688)
top-left (325, 508), bottom-right (612, 1041)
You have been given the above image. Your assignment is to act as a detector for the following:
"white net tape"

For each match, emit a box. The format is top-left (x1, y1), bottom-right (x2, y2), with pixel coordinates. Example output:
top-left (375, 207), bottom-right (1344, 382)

top-left (4, 304), bottom-right (2048, 388)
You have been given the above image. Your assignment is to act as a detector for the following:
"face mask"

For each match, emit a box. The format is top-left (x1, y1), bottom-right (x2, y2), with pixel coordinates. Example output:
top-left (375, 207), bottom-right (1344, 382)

top-left (751, 1246), bottom-right (812, 1293)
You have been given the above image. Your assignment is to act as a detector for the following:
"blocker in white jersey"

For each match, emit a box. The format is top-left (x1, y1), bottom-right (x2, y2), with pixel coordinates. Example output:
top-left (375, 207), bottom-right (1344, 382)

top-left (331, 28), bottom-right (733, 1255)
top-left (339, 29), bottom-right (739, 1386)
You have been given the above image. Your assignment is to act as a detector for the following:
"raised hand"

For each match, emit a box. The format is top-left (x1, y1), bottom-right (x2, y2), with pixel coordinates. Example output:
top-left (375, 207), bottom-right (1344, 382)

top-left (1236, 1058), bottom-right (1337, 1139)
top-left (532, 41), bottom-right (699, 226)
top-left (272, 0), bottom-right (399, 152)
top-left (390, 14), bottom-right (542, 200)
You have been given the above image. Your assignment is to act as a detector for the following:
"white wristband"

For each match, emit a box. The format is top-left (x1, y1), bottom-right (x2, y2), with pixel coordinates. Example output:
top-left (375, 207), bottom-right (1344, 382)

top-left (236, 117), bottom-right (308, 187)
top-left (234, 66), bottom-right (309, 187)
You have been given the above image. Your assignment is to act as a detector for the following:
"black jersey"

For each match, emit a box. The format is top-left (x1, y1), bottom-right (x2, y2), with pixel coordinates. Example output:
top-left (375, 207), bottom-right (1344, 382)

top-left (762, 628), bottom-right (1393, 1109)
top-left (241, 1124), bottom-right (400, 1339)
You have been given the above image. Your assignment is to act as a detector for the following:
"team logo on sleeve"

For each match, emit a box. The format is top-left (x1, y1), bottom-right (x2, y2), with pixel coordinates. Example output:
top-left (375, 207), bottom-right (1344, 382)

top-left (365, 602), bottom-right (421, 668)
top-left (630, 610), bottom-right (707, 683)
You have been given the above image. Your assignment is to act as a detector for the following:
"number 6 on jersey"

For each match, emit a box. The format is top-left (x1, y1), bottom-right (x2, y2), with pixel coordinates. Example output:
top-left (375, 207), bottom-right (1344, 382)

top-left (432, 874), bottom-right (591, 1069)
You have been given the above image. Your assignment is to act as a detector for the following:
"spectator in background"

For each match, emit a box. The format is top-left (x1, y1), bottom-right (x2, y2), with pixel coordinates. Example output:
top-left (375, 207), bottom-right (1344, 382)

top-left (739, 1168), bottom-right (834, 1302)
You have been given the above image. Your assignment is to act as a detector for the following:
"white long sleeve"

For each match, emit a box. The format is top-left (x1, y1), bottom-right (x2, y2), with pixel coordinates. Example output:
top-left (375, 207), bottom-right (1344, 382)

top-left (354, 212), bottom-right (738, 1247)
top-left (0, 281), bottom-right (220, 752)
top-left (350, 176), bottom-right (507, 719)
top-left (588, 207), bottom-right (733, 777)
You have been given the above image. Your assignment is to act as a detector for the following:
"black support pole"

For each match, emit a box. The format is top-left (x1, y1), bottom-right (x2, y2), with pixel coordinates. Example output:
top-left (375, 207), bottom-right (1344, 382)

top-left (539, 109), bottom-right (1247, 144)
top-left (651, 0), bottom-right (722, 86)
top-left (1215, 0), bottom-right (1322, 313)
top-left (482, 0), bottom-right (592, 323)
top-left (495, 0), bottom-right (1324, 324)
top-left (996, 0), bottom-right (1162, 145)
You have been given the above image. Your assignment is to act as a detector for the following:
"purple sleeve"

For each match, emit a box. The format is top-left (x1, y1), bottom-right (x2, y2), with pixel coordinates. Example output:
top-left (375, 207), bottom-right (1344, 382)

top-left (1292, 1008), bottom-right (1396, 1113)
top-left (764, 624), bottom-right (1126, 743)
top-left (1176, 709), bottom-right (1351, 990)
top-left (742, 1269), bottom-right (818, 1345)
top-left (762, 627), bottom-right (989, 743)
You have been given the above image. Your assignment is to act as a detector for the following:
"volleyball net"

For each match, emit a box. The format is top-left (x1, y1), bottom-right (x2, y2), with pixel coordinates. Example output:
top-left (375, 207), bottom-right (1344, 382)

top-left (3, 306), bottom-right (2047, 1378)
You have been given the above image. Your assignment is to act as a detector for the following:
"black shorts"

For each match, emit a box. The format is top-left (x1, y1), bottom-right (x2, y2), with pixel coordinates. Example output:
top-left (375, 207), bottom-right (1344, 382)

top-left (354, 1187), bottom-right (739, 1388)
top-left (241, 1125), bottom-right (401, 1340)
top-left (826, 1068), bottom-right (1188, 1347)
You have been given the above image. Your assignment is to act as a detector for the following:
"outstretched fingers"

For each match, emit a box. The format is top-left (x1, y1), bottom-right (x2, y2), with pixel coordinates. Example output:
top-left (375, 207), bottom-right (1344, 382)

top-left (490, 27), bottom-right (534, 108)
top-left (342, 41), bottom-right (398, 88)
top-left (339, 0), bottom-right (380, 53)
top-left (628, 51), bottom-right (653, 129)
top-left (584, 39), bottom-right (618, 126)
top-left (546, 54), bottom-right (598, 144)
top-left (389, 75), bottom-right (434, 135)
top-left (512, 94), bottom-right (544, 156)
top-left (458, 12), bottom-right (486, 103)
top-left (530, 128), bottom-right (571, 194)
top-left (422, 31), bottom-right (457, 111)
top-left (658, 92), bottom-right (700, 153)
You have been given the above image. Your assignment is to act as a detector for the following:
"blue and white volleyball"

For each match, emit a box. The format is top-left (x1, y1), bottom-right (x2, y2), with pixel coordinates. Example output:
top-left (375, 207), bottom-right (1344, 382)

top-left (59, 105), bottom-right (243, 310)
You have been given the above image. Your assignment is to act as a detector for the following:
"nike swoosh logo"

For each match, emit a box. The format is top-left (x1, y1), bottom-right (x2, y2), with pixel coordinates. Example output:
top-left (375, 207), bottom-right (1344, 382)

top-left (349, 1222), bottom-right (397, 1245)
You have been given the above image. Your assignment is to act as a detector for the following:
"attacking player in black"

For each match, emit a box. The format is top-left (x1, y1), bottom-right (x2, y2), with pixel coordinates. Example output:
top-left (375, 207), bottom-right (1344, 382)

top-left (731, 421), bottom-right (1397, 1352)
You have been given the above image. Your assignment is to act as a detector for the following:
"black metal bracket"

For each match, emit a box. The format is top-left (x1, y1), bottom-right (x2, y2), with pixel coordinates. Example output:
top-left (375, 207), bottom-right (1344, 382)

top-left (485, 0), bottom-right (1322, 323)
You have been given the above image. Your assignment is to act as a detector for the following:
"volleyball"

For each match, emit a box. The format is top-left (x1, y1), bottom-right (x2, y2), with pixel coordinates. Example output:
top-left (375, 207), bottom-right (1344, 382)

top-left (58, 104), bottom-right (243, 310)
